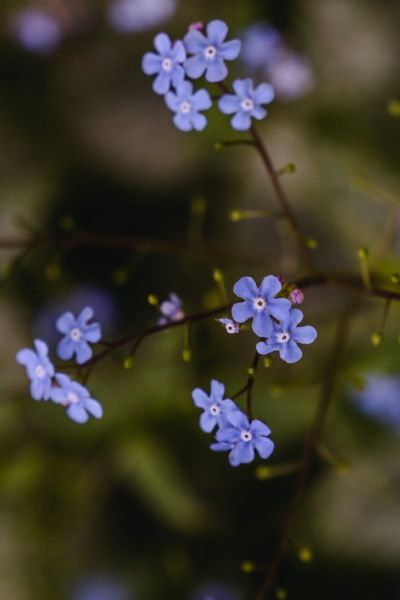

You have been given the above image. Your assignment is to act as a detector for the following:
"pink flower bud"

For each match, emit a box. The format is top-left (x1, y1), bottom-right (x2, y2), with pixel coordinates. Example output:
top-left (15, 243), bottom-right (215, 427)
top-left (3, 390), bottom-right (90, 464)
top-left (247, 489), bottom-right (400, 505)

top-left (290, 288), bottom-right (304, 304)
top-left (189, 21), bottom-right (204, 32)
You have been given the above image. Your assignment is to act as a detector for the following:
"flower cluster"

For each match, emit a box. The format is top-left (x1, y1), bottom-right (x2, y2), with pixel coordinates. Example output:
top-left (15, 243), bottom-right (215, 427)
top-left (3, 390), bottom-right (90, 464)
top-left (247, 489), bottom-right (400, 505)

top-left (16, 307), bottom-right (103, 424)
top-left (142, 20), bottom-right (275, 131)
top-left (192, 380), bottom-right (274, 467)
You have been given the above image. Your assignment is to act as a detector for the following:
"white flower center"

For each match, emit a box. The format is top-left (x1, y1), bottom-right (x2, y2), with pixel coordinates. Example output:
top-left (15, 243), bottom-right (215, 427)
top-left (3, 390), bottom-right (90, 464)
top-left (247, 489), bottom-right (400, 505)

top-left (227, 325), bottom-right (234, 333)
top-left (180, 101), bottom-right (191, 114)
top-left (253, 297), bottom-right (266, 311)
top-left (204, 45), bottom-right (217, 59)
top-left (162, 57), bottom-right (172, 71)
top-left (277, 332), bottom-right (291, 343)
top-left (241, 430), bottom-right (253, 442)
top-left (67, 392), bottom-right (79, 404)
top-left (70, 328), bottom-right (81, 341)
top-left (240, 97), bottom-right (254, 111)
top-left (35, 364), bottom-right (46, 378)
top-left (209, 403), bottom-right (220, 416)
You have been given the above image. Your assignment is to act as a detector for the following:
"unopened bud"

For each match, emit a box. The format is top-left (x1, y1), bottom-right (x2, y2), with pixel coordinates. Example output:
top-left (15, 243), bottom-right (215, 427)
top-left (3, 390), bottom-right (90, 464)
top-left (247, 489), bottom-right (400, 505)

top-left (358, 247), bottom-right (369, 260)
top-left (371, 331), bottom-right (382, 347)
top-left (306, 237), bottom-right (318, 249)
top-left (240, 561), bottom-right (255, 573)
top-left (123, 357), bottom-right (134, 370)
top-left (290, 288), bottom-right (304, 304)
top-left (147, 294), bottom-right (159, 306)
top-left (298, 547), bottom-right (313, 563)
top-left (230, 209), bottom-right (242, 221)
top-left (263, 357), bottom-right (272, 368)
top-left (182, 348), bottom-right (192, 362)
top-left (390, 273), bottom-right (400, 284)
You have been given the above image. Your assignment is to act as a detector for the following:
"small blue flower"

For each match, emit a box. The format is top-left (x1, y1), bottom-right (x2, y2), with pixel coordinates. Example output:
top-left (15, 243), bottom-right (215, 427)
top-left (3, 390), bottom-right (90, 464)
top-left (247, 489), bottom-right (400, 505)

top-left (218, 78), bottom-right (275, 131)
top-left (142, 32), bottom-right (186, 95)
top-left (51, 374), bottom-right (103, 424)
top-left (217, 318), bottom-right (240, 334)
top-left (351, 374), bottom-right (400, 432)
top-left (256, 308), bottom-right (317, 363)
top-left (211, 410), bottom-right (274, 467)
top-left (165, 81), bottom-right (212, 131)
top-left (192, 379), bottom-right (238, 433)
top-left (16, 339), bottom-right (55, 400)
top-left (232, 275), bottom-right (291, 337)
top-left (240, 22), bottom-right (281, 71)
top-left (159, 293), bottom-right (184, 325)
top-left (12, 9), bottom-right (62, 55)
top-left (56, 307), bottom-right (101, 365)
top-left (184, 19), bottom-right (241, 82)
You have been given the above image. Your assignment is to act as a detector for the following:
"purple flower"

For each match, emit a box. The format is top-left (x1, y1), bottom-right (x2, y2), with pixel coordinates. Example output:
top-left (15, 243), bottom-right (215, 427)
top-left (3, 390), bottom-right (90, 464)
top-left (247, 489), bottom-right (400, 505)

top-left (16, 339), bottom-right (55, 400)
top-left (232, 275), bottom-right (291, 337)
top-left (256, 308), bottom-right (317, 364)
top-left (218, 78), bottom-right (275, 131)
top-left (240, 22), bottom-right (281, 71)
top-left (165, 81), bottom-right (212, 132)
top-left (211, 410), bottom-right (274, 467)
top-left (158, 293), bottom-right (184, 325)
top-left (56, 307), bottom-right (101, 365)
top-left (51, 374), bottom-right (103, 424)
top-left (108, 0), bottom-right (176, 34)
top-left (11, 9), bottom-right (61, 55)
top-left (184, 19), bottom-right (241, 83)
top-left (217, 318), bottom-right (240, 334)
top-left (142, 33), bottom-right (186, 95)
top-left (290, 287), bottom-right (304, 305)
top-left (192, 380), bottom-right (238, 433)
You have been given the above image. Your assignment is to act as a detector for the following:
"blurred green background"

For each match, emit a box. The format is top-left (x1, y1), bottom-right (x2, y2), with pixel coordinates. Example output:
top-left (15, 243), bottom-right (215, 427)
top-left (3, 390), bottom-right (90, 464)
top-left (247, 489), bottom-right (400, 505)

top-left (1, 0), bottom-right (400, 598)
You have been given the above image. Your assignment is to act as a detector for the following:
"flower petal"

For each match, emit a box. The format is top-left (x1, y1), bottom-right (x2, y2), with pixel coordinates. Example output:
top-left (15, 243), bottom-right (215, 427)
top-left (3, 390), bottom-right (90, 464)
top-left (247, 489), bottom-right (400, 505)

top-left (184, 30), bottom-right (208, 54)
top-left (56, 312), bottom-right (75, 334)
top-left (192, 388), bottom-right (210, 409)
top-left (219, 39), bottom-right (241, 60)
top-left (57, 337), bottom-right (74, 361)
top-left (218, 94), bottom-right (240, 115)
top-left (252, 311), bottom-right (273, 337)
top-left (191, 89), bottom-right (212, 111)
top-left (184, 54), bottom-right (206, 79)
top-left (171, 65), bottom-right (185, 88)
top-left (227, 410), bottom-right (249, 429)
top-left (67, 404), bottom-right (89, 424)
top-left (141, 52), bottom-right (161, 75)
top-left (75, 341), bottom-right (92, 365)
top-left (233, 276), bottom-right (258, 300)
top-left (280, 340), bottom-right (302, 363)
top-left (216, 426), bottom-right (241, 443)
top-left (205, 56), bottom-right (227, 82)
top-left (153, 70), bottom-right (171, 95)
top-left (231, 300), bottom-right (254, 324)
top-left (211, 379), bottom-right (225, 399)
top-left (173, 113), bottom-right (192, 132)
top-left (210, 441), bottom-right (232, 452)
top-left (254, 437), bottom-right (275, 459)
top-left (83, 323), bottom-right (101, 343)
top-left (233, 78), bottom-right (253, 97)
top-left (251, 419), bottom-right (272, 436)
top-left (252, 106), bottom-right (267, 120)
top-left (268, 298), bottom-right (291, 322)
top-left (259, 275), bottom-right (281, 298)
top-left (85, 399), bottom-right (103, 419)
top-left (231, 441), bottom-right (255, 465)
top-left (77, 307), bottom-right (94, 327)
top-left (154, 32), bottom-right (171, 55)
top-left (231, 110), bottom-right (252, 131)
top-left (200, 411), bottom-right (217, 433)
top-left (253, 82), bottom-right (275, 104)
top-left (191, 112), bottom-right (207, 131)
top-left (165, 91), bottom-right (180, 112)
top-left (30, 379), bottom-right (45, 401)
top-left (292, 325), bottom-right (317, 345)
top-left (206, 19), bottom-right (228, 45)
top-left (171, 40), bottom-right (186, 62)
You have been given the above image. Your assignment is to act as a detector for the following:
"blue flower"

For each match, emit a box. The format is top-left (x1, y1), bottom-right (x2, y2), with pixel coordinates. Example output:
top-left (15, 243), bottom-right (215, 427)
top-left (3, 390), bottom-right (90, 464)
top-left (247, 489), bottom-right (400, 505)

top-left (256, 308), bottom-right (317, 363)
top-left (12, 9), bottom-right (62, 55)
top-left (217, 318), bottom-right (240, 334)
top-left (165, 81), bottom-right (212, 131)
top-left (211, 410), bottom-right (274, 467)
top-left (56, 307), bottom-right (101, 365)
top-left (351, 374), bottom-right (400, 432)
top-left (218, 78), bottom-right (275, 131)
top-left (16, 339), bottom-right (55, 400)
top-left (108, 0), bottom-right (176, 34)
top-left (183, 19), bottom-right (241, 82)
top-left (240, 22), bottom-right (281, 71)
top-left (232, 275), bottom-right (291, 337)
top-left (192, 380), bottom-right (238, 433)
top-left (51, 374), bottom-right (103, 424)
top-left (158, 292), bottom-right (184, 325)
top-left (142, 33), bottom-right (186, 95)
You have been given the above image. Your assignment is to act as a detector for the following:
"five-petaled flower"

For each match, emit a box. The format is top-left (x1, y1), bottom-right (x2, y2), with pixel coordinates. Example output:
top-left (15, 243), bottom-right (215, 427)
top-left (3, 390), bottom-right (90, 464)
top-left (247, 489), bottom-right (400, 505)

top-left (211, 410), bottom-right (274, 467)
top-left (16, 339), bottom-right (55, 400)
top-left (192, 379), bottom-right (238, 433)
top-left (256, 308), bottom-right (317, 363)
top-left (184, 19), bottom-right (241, 82)
top-left (158, 293), bottom-right (185, 325)
top-left (51, 373), bottom-right (103, 424)
top-left (218, 78), bottom-right (275, 131)
top-left (56, 307), bottom-right (101, 365)
top-left (217, 318), bottom-right (240, 334)
top-left (165, 81), bottom-right (212, 131)
top-left (142, 32), bottom-right (186, 95)
top-left (232, 275), bottom-right (291, 337)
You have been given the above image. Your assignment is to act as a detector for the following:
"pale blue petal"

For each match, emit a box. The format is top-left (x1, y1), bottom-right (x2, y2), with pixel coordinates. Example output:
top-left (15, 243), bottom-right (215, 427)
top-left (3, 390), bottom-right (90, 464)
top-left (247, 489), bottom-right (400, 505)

top-left (218, 94), bottom-right (240, 114)
top-left (34, 339), bottom-right (49, 360)
top-left (54, 373), bottom-right (71, 388)
top-left (85, 399), bottom-right (103, 419)
top-left (287, 308), bottom-right (304, 329)
top-left (219, 39), bottom-right (241, 60)
top-left (75, 341), bottom-right (92, 365)
top-left (228, 449), bottom-right (241, 467)
top-left (205, 57), bottom-right (227, 83)
top-left (30, 379), bottom-right (45, 400)
top-left (292, 325), bottom-right (317, 345)
top-left (67, 404), bottom-right (89, 424)
top-left (233, 276), bottom-right (258, 300)
top-left (233, 78), bottom-right (253, 97)
top-left (220, 399), bottom-right (239, 413)
top-left (252, 311), bottom-right (273, 337)
top-left (200, 411), bottom-right (217, 433)
top-left (211, 441), bottom-right (232, 452)
top-left (216, 426), bottom-right (241, 443)
top-left (184, 30), bottom-right (208, 54)
top-left (192, 89), bottom-right (212, 111)
top-left (259, 275), bottom-right (281, 298)
top-left (191, 112), bottom-right (207, 131)
top-left (50, 388), bottom-right (66, 404)
top-left (253, 83), bottom-right (275, 104)
top-left (77, 307), bottom-right (94, 327)
top-left (268, 298), bottom-right (291, 322)
top-left (171, 65), bottom-right (185, 87)
top-left (227, 410), bottom-right (249, 429)
top-left (56, 312), bottom-right (75, 334)
top-left (171, 40), bottom-right (186, 62)
top-left (252, 106), bottom-right (267, 120)
top-left (256, 340), bottom-right (279, 355)
top-left (175, 80), bottom-right (193, 98)
top-left (57, 337), bottom-right (74, 361)
top-left (154, 33), bottom-right (171, 55)
top-left (232, 441), bottom-right (255, 464)
top-left (153, 70), bottom-right (171, 95)
top-left (173, 113), bottom-right (192, 131)
top-left (141, 52), bottom-right (161, 75)
top-left (192, 388), bottom-right (210, 409)
top-left (254, 437), bottom-right (275, 459)
top-left (251, 420), bottom-right (272, 436)
top-left (280, 340), bottom-right (302, 363)
top-left (16, 348), bottom-right (37, 368)
top-left (206, 20), bottom-right (228, 45)
top-left (231, 111), bottom-right (252, 131)
top-left (211, 380), bottom-right (225, 399)
top-left (184, 54), bottom-right (206, 79)
top-left (231, 300), bottom-right (254, 324)
top-left (165, 91), bottom-right (180, 112)
top-left (83, 323), bottom-right (101, 343)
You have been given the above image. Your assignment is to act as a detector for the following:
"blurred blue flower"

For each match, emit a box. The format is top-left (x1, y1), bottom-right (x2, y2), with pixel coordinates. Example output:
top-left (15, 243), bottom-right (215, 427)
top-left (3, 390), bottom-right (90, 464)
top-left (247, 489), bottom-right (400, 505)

top-left (351, 374), bottom-right (400, 432)
top-left (240, 22), bottom-right (281, 70)
top-left (142, 33), bottom-right (186, 95)
top-left (192, 379), bottom-right (238, 433)
top-left (51, 374), bottom-right (103, 424)
top-left (158, 292), bottom-right (184, 325)
top-left (108, 0), bottom-right (176, 33)
top-left (218, 78), bottom-right (274, 130)
top-left (190, 581), bottom-right (241, 600)
top-left (232, 275), bottom-right (290, 337)
top-left (268, 51), bottom-right (314, 101)
top-left (165, 81), bottom-right (212, 132)
top-left (56, 307), bottom-right (101, 365)
top-left (71, 575), bottom-right (132, 600)
top-left (16, 339), bottom-right (55, 400)
top-left (211, 410), bottom-right (274, 467)
top-left (217, 318), bottom-right (240, 334)
top-left (184, 19), bottom-right (241, 82)
top-left (256, 308), bottom-right (317, 363)
top-left (11, 9), bottom-right (62, 55)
